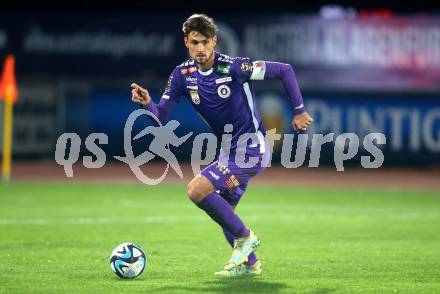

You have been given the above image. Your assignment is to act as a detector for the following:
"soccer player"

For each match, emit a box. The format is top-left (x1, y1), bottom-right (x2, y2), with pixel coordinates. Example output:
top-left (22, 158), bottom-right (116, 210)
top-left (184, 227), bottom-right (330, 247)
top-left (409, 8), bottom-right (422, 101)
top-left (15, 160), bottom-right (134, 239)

top-left (131, 14), bottom-right (313, 276)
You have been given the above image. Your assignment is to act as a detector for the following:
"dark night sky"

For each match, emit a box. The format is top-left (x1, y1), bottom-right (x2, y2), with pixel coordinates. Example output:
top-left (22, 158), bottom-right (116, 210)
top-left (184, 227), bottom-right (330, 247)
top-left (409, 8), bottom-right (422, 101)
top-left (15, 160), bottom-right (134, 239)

top-left (3, 0), bottom-right (440, 14)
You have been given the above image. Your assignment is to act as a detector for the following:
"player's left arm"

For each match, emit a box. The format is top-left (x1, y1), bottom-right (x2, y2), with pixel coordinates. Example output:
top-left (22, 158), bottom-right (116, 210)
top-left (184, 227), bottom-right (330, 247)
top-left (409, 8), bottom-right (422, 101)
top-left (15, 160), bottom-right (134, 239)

top-left (250, 60), bottom-right (313, 131)
top-left (232, 57), bottom-right (313, 130)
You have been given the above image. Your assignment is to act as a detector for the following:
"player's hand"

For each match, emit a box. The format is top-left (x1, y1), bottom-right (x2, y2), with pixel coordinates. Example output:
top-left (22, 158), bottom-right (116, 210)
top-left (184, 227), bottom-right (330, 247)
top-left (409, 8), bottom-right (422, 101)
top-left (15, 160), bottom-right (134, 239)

top-left (131, 83), bottom-right (151, 105)
top-left (292, 112), bottom-right (314, 131)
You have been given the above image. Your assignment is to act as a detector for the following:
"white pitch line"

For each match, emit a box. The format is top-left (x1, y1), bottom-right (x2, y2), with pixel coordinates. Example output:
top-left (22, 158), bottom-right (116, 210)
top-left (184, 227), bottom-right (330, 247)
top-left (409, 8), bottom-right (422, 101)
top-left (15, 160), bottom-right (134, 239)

top-left (0, 213), bottom-right (438, 225)
top-left (0, 215), bottom-right (290, 225)
top-left (0, 216), bottom-right (204, 225)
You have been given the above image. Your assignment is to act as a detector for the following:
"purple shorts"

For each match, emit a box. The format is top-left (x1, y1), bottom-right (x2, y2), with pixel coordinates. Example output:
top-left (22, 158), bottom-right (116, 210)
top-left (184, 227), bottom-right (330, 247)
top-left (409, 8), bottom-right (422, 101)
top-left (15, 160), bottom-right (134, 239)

top-left (201, 144), bottom-right (270, 206)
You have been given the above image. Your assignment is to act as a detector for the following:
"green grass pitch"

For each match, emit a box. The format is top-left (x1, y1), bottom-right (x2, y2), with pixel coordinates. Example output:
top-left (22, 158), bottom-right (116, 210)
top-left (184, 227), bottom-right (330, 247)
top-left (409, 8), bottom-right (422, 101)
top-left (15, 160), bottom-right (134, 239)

top-left (1, 182), bottom-right (439, 293)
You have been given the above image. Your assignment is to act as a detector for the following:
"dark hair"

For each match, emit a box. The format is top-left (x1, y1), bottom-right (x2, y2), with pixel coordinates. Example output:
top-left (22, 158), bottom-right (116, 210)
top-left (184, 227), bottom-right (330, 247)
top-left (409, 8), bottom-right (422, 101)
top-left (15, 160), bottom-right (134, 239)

top-left (182, 14), bottom-right (218, 38)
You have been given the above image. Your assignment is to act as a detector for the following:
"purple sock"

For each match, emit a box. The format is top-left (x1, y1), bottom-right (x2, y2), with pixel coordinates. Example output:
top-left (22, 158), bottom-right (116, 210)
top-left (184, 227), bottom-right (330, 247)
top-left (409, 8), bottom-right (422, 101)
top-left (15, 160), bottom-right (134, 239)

top-left (197, 193), bottom-right (249, 238)
top-left (223, 228), bottom-right (257, 266)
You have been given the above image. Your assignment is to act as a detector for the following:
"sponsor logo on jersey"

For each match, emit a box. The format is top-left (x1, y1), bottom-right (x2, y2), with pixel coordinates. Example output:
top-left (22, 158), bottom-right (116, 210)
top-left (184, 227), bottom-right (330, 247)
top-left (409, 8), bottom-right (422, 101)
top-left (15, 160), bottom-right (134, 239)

top-left (215, 76), bottom-right (232, 84)
top-left (216, 64), bottom-right (230, 74)
top-left (181, 66), bottom-right (197, 75)
top-left (187, 85), bottom-right (198, 90)
top-left (217, 84), bottom-right (231, 98)
top-left (190, 89), bottom-right (200, 105)
top-left (186, 77), bottom-right (197, 83)
top-left (225, 174), bottom-right (240, 189)
top-left (240, 62), bottom-right (253, 72)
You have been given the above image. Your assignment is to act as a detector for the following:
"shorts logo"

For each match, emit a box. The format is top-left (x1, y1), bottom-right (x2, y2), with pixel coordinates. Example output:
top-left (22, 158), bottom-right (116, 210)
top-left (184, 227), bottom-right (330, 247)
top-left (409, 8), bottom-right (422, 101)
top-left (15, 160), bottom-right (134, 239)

top-left (225, 174), bottom-right (240, 189)
top-left (217, 85), bottom-right (231, 99)
top-left (208, 171), bottom-right (220, 180)
top-left (216, 163), bottom-right (230, 175)
top-left (190, 89), bottom-right (200, 105)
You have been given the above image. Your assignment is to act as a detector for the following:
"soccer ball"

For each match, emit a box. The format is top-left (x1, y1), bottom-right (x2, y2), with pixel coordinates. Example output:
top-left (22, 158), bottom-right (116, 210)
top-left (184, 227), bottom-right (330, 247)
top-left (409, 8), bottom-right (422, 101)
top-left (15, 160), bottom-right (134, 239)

top-left (110, 242), bottom-right (146, 279)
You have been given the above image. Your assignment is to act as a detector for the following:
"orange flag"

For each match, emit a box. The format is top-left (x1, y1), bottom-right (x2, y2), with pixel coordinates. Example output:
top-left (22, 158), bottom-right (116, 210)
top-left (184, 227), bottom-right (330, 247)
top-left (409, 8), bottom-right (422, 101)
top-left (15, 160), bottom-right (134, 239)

top-left (0, 55), bottom-right (18, 103)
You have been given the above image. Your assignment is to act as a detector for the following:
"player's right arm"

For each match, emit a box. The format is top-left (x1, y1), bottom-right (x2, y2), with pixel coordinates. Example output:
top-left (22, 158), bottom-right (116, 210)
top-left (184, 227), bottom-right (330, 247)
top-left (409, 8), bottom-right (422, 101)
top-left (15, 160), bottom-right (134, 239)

top-left (131, 67), bottom-right (184, 122)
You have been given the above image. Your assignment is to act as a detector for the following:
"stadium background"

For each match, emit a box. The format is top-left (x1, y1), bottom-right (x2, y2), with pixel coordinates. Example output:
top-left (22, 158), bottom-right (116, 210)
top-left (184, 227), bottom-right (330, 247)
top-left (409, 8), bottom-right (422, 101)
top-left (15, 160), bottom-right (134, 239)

top-left (1, 2), bottom-right (440, 293)
top-left (1, 6), bottom-right (440, 180)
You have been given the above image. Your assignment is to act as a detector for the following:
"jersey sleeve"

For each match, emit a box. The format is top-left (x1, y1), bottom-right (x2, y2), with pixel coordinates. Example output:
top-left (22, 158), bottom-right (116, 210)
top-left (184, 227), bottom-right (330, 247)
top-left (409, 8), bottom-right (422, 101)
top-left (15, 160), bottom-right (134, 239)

top-left (262, 61), bottom-right (305, 115)
top-left (231, 57), bottom-right (270, 83)
top-left (232, 58), bottom-right (305, 115)
top-left (162, 67), bottom-right (185, 101)
top-left (230, 57), bottom-right (254, 84)
top-left (144, 67), bottom-right (185, 122)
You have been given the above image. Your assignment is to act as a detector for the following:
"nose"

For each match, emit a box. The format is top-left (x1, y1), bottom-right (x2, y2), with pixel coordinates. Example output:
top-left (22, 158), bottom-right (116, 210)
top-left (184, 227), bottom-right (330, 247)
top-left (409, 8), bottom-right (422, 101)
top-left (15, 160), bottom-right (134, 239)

top-left (196, 43), bottom-right (205, 51)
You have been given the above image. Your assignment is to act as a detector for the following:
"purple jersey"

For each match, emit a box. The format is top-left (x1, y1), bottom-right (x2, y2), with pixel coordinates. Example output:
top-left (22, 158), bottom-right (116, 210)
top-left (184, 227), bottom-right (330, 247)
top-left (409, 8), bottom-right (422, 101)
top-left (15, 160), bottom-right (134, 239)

top-left (143, 52), bottom-right (306, 204)
top-left (145, 51), bottom-right (305, 154)
top-left (162, 52), bottom-right (266, 153)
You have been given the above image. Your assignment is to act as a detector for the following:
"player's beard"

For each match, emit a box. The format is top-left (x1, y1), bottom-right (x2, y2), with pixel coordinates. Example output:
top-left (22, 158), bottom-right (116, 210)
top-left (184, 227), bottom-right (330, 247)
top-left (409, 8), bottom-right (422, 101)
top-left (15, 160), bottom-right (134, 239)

top-left (195, 51), bottom-right (214, 67)
top-left (195, 55), bottom-right (207, 64)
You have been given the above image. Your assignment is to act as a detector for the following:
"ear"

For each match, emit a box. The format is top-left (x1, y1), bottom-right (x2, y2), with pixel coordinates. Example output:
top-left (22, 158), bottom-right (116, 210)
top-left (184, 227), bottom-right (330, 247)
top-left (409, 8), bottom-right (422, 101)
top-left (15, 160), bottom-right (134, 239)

top-left (212, 35), bottom-right (218, 46)
top-left (184, 36), bottom-right (189, 49)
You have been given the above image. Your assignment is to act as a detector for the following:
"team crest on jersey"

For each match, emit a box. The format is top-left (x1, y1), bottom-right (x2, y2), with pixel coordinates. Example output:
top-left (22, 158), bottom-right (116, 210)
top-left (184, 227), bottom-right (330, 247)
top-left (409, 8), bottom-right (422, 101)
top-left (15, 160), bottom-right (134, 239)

top-left (217, 84), bottom-right (231, 98)
top-left (190, 89), bottom-right (200, 104)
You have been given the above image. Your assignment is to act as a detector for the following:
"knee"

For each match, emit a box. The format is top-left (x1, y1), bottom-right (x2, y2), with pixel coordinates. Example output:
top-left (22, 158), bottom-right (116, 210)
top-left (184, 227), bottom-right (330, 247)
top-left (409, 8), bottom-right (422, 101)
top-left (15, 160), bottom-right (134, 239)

top-left (187, 180), bottom-right (204, 203)
top-left (187, 176), bottom-right (213, 204)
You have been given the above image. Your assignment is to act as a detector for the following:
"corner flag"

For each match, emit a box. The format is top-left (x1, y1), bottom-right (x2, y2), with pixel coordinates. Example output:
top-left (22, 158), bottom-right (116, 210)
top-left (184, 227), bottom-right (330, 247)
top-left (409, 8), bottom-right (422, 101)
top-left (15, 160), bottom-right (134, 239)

top-left (1, 55), bottom-right (18, 182)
